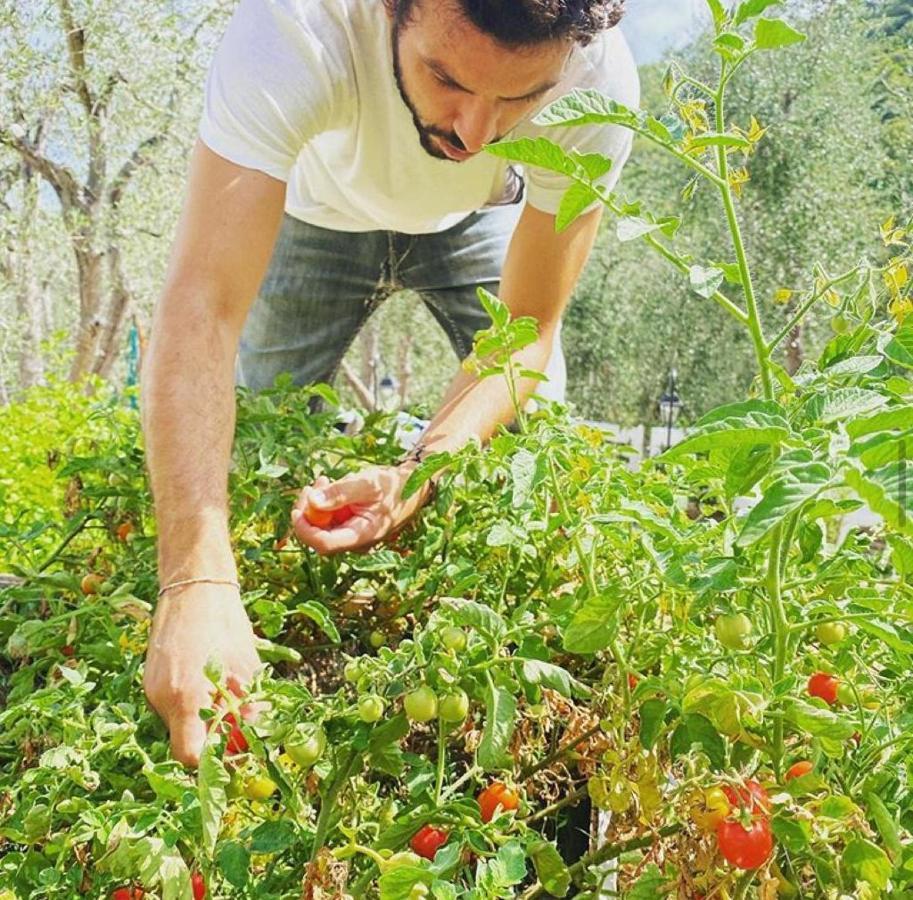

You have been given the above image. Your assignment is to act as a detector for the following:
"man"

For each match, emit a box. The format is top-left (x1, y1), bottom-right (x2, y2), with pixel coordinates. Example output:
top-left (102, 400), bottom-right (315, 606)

top-left (142, 0), bottom-right (639, 766)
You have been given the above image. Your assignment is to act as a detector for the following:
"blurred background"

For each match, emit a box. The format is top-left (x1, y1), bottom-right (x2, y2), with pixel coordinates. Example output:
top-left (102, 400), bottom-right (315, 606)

top-left (0, 0), bottom-right (910, 424)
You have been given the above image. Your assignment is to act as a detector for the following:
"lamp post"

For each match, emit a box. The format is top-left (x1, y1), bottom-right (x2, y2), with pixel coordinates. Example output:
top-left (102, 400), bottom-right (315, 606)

top-left (658, 368), bottom-right (682, 451)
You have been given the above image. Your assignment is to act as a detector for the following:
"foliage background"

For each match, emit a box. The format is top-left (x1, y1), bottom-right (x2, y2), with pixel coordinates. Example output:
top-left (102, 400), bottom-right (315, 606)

top-left (0, 0), bottom-right (910, 421)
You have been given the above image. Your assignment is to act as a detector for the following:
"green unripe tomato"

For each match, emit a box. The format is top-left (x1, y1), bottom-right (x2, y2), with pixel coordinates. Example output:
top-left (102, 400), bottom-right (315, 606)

top-left (815, 621), bottom-right (847, 645)
top-left (404, 685), bottom-right (438, 723)
top-left (368, 630), bottom-right (386, 649)
top-left (439, 689), bottom-right (470, 723)
top-left (285, 723), bottom-right (326, 768)
top-left (836, 682), bottom-right (855, 706)
top-left (226, 770), bottom-right (245, 799)
top-left (344, 659), bottom-right (363, 683)
top-left (440, 626), bottom-right (467, 652)
top-left (714, 613), bottom-right (753, 651)
top-left (358, 694), bottom-right (385, 723)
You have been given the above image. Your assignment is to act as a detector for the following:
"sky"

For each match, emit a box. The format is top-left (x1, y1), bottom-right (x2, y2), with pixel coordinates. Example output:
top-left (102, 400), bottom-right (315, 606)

top-left (620, 0), bottom-right (711, 64)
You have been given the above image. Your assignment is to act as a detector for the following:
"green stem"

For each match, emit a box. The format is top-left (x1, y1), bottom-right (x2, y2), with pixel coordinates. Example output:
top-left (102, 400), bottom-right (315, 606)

top-left (713, 79), bottom-right (771, 398)
top-left (310, 748), bottom-right (359, 863)
top-left (434, 718), bottom-right (446, 807)
top-left (767, 524), bottom-right (789, 777)
top-left (523, 784), bottom-right (588, 824)
top-left (767, 266), bottom-right (863, 353)
top-left (519, 722), bottom-right (603, 781)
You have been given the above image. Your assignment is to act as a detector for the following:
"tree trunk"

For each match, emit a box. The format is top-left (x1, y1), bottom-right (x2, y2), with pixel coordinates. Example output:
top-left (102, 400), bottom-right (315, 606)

top-left (94, 245), bottom-right (133, 380)
top-left (397, 332), bottom-right (412, 408)
top-left (67, 243), bottom-right (106, 382)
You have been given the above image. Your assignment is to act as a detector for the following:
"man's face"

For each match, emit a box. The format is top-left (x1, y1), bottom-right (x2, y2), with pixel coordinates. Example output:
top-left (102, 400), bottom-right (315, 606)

top-left (391, 0), bottom-right (572, 162)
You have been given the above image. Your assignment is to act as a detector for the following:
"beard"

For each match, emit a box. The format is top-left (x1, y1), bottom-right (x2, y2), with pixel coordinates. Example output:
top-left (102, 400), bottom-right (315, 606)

top-left (391, 22), bottom-right (495, 162)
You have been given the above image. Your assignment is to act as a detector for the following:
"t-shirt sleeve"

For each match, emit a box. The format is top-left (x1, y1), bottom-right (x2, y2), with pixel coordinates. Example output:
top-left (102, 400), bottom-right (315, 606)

top-left (199, 0), bottom-right (349, 182)
top-left (519, 29), bottom-right (640, 216)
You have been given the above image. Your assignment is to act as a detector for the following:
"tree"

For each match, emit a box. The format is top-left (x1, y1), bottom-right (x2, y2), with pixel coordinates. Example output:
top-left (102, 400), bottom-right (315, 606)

top-left (0, 0), bottom-right (229, 386)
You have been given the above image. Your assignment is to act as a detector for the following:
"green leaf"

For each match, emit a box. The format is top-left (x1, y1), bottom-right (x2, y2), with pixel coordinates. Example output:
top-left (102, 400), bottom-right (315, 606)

top-left (850, 615), bottom-right (913, 655)
top-left (562, 591), bottom-right (621, 654)
top-left (556, 182), bottom-right (599, 232)
top-left (770, 816), bottom-right (810, 853)
top-left (887, 534), bottom-right (913, 578)
top-left (705, 0), bottom-right (727, 29)
top-left (824, 355), bottom-right (883, 377)
top-left (847, 405), bottom-right (913, 439)
top-left (627, 864), bottom-right (675, 899)
top-left (670, 713), bottom-right (726, 770)
top-left (850, 427), bottom-right (913, 469)
top-left (733, 0), bottom-right (781, 26)
top-left (439, 596), bottom-right (506, 639)
top-left (510, 449), bottom-right (547, 507)
top-left (662, 400), bottom-right (790, 461)
top-left (617, 217), bottom-right (662, 243)
top-left (754, 17), bottom-right (807, 50)
top-left (250, 820), bottom-right (296, 854)
top-left (478, 682), bottom-right (517, 771)
top-left (528, 839), bottom-right (571, 898)
top-left (351, 549), bottom-right (403, 572)
top-left (401, 452), bottom-right (453, 501)
top-left (532, 88), bottom-right (640, 130)
top-left (884, 323), bottom-right (913, 369)
top-left (804, 388), bottom-right (888, 424)
top-left (198, 741), bottom-right (230, 855)
top-left (713, 32), bottom-right (747, 60)
top-left (639, 698), bottom-right (668, 750)
top-left (520, 659), bottom-right (589, 699)
top-left (485, 137), bottom-right (583, 179)
top-left (845, 461), bottom-right (913, 537)
top-left (843, 837), bottom-right (892, 890)
top-left (783, 700), bottom-right (855, 741)
top-left (379, 865), bottom-right (431, 900)
top-left (216, 841), bottom-right (250, 890)
top-left (688, 133), bottom-right (753, 150)
top-left (689, 265), bottom-right (726, 299)
top-left (864, 792), bottom-right (903, 860)
top-left (294, 601), bottom-right (340, 644)
top-left (736, 462), bottom-right (831, 547)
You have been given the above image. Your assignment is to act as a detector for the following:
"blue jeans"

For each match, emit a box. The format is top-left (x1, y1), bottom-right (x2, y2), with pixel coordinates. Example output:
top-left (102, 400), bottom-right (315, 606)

top-left (234, 204), bottom-right (566, 401)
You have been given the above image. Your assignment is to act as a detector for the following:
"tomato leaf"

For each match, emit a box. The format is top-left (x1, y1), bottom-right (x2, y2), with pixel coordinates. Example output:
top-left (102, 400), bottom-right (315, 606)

top-left (439, 596), bottom-right (506, 640)
top-left (783, 700), bottom-right (855, 741)
top-left (842, 837), bottom-right (892, 890)
top-left (198, 741), bottom-right (230, 855)
top-left (883, 323), bottom-right (913, 369)
top-left (562, 591), bottom-right (621, 654)
top-left (753, 17), bottom-right (806, 50)
top-left (670, 713), bottom-right (726, 771)
top-left (528, 839), bottom-right (571, 898)
top-left (478, 681), bottom-right (517, 771)
top-left (863, 792), bottom-right (903, 861)
top-left (844, 460), bottom-right (913, 537)
top-left (556, 182), bottom-right (601, 233)
top-left (294, 601), bottom-right (341, 644)
top-left (217, 840), bottom-right (250, 890)
top-left (639, 698), bottom-right (668, 750)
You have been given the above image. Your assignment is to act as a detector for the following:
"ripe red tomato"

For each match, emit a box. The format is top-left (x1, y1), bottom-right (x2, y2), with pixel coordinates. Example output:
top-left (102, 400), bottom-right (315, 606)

top-left (330, 504), bottom-right (356, 526)
top-left (721, 780), bottom-right (771, 815)
top-left (477, 782), bottom-right (520, 823)
top-left (206, 712), bottom-right (248, 755)
top-left (61, 644), bottom-right (76, 658)
top-left (304, 503), bottom-right (333, 528)
top-left (81, 573), bottom-right (105, 595)
top-left (111, 888), bottom-right (143, 900)
top-left (716, 816), bottom-right (774, 869)
top-left (191, 871), bottom-right (206, 899)
top-left (785, 760), bottom-right (814, 782)
top-left (627, 673), bottom-right (639, 691)
top-left (807, 672), bottom-right (839, 706)
top-left (116, 521), bottom-right (135, 542)
top-left (410, 825), bottom-right (449, 860)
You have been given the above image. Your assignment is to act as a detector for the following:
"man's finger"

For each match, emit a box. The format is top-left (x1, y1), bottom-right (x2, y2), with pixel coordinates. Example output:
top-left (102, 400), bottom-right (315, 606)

top-left (166, 680), bottom-right (213, 767)
top-left (297, 510), bottom-right (389, 555)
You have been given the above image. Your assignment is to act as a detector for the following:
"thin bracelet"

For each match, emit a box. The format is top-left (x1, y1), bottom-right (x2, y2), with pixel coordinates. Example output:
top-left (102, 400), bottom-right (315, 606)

top-left (398, 442), bottom-right (438, 505)
top-left (157, 577), bottom-right (241, 599)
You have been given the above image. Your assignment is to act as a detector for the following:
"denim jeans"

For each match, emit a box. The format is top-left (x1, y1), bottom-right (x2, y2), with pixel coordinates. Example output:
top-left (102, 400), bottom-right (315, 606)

top-left (234, 203), bottom-right (566, 401)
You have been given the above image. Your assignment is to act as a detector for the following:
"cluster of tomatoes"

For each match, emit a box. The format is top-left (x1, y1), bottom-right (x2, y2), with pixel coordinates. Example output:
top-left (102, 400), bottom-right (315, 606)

top-left (690, 780), bottom-right (774, 870)
top-left (408, 782), bottom-right (521, 861)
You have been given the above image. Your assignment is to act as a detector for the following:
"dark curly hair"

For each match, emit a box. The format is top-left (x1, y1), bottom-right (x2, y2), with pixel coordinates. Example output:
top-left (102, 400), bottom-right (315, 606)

top-left (384, 0), bottom-right (626, 47)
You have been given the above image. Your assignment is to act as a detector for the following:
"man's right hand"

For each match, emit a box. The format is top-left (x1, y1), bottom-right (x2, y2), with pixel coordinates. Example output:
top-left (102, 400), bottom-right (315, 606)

top-left (143, 584), bottom-right (263, 767)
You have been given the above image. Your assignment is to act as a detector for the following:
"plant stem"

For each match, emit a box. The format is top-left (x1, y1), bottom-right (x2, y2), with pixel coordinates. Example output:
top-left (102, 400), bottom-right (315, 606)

top-left (712, 78), bottom-right (771, 398)
top-left (767, 523), bottom-right (789, 777)
top-left (519, 722), bottom-right (603, 781)
top-left (434, 718), bottom-right (446, 806)
top-left (523, 783), bottom-right (589, 823)
top-left (310, 748), bottom-right (359, 863)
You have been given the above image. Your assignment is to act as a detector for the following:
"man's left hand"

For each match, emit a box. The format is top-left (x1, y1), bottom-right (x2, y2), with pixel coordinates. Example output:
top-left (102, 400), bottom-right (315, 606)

top-left (290, 466), bottom-right (429, 554)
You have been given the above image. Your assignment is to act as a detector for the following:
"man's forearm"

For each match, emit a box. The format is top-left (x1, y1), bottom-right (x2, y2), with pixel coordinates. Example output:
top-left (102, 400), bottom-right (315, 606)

top-left (141, 291), bottom-right (239, 585)
top-left (419, 330), bottom-right (554, 455)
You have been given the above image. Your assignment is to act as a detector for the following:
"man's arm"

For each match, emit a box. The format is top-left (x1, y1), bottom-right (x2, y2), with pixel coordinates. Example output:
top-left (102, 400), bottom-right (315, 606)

top-left (142, 139), bottom-right (286, 766)
top-left (293, 202), bottom-right (602, 552)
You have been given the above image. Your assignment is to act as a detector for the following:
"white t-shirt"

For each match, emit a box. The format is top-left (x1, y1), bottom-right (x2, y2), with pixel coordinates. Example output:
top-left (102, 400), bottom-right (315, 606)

top-left (200, 0), bottom-right (640, 234)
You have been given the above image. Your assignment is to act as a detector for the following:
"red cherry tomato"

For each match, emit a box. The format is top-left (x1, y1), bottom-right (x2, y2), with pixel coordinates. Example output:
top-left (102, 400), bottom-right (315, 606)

top-left (477, 782), bottom-right (520, 823)
top-left (191, 871), bottom-right (206, 899)
top-left (716, 816), bottom-right (774, 869)
top-left (627, 673), bottom-right (639, 691)
top-left (61, 644), bottom-right (76, 658)
top-left (721, 780), bottom-right (771, 815)
top-left (330, 504), bottom-right (356, 527)
top-left (807, 672), bottom-right (839, 706)
top-left (410, 825), bottom-right (449, 860)
top-left (304, 503), bottom-right (333, 528)
top-left (785, 760), bottom-right (814, 782)
top-left (206, 712), bottom-right (248, 755)
top-left (111, 889), bottom-right (143, 900)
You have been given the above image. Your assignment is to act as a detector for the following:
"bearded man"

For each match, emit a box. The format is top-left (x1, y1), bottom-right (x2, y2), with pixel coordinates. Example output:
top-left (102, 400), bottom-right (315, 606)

top-left (142, 0), bottom-right (638, 765)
